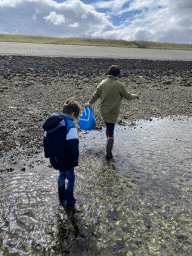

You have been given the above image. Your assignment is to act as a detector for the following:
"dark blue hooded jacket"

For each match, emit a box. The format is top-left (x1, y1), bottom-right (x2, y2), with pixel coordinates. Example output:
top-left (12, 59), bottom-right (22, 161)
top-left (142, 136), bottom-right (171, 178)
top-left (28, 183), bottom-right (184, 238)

top-left (43, 113), bottom-right (79, 171)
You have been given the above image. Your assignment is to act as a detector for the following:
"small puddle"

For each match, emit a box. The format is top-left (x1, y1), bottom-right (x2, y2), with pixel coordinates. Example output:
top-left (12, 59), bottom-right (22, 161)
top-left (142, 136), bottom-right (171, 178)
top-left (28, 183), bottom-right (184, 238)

top-left (0, 116), bottom-right (192, 255)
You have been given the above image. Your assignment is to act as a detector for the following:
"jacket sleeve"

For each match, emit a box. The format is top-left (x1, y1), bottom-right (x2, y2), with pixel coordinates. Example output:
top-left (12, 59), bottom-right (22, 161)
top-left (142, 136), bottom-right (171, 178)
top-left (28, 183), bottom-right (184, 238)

top-left (120, 83), bottom-right (138, 100)
top-left (66, 127), bottom-right (79, 168)
top-left (89, 84), bottom-right (101, 105)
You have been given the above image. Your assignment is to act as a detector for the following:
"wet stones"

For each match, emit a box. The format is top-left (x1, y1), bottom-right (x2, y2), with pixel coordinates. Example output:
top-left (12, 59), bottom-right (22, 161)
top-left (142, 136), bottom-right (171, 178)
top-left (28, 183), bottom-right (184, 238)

top-left (83, 78), bottom-right (89, 83)
top-left (183, 82), bottom-right (191, 87)
top-left (163, 80), bottom-right (172, 85)
top-left (0, 55), bottom-right (192, 156)
top-left (0, 168), bottom-right (14, 173)
top-left (3, 73), bottom-right (9, 79)
top-left (0, 56), bottom-right (191, 78)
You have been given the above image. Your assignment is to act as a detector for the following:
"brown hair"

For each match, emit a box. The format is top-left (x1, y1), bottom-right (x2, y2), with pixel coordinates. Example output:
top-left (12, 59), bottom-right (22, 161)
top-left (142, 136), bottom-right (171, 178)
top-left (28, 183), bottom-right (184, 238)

top-left (108, 65), bottom-right (120, 77)
top-left (63, 98), bottom-right (80, 118)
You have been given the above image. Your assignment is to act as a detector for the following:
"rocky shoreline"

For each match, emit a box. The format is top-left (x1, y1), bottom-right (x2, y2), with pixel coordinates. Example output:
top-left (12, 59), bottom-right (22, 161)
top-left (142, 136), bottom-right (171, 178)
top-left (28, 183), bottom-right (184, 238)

top-left (0, 55), bottom-right (192, 156)
top-left (0, 55), bottom-right (192, 255)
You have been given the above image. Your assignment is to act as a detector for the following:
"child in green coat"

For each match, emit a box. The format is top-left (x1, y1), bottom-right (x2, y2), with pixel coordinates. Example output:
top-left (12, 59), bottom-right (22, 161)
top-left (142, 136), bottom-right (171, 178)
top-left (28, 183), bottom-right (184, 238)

top-left (86, 65), bottom-right (139, 158)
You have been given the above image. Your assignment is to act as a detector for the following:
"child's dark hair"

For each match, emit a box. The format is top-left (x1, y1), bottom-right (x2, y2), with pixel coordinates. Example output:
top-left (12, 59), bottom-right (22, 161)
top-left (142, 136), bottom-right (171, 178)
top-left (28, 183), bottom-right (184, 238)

top-left (63, 98), bottom-right (80, 118)
top-left (108, 65), bottom-right (120, 77)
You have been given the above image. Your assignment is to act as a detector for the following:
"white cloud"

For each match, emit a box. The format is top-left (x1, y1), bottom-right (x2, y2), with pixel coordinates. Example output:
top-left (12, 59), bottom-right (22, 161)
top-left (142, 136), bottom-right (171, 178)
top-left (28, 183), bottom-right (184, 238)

top-left (94, 1), bottom-right (114, 9)
top-left (44, 11), bottom-right (65, 26)
top-left (81, 14), bottom-right (87, 19)
top-left (69, 22), bottom-right (79, 28)
top-left (0, 0), bottom-right (191, 44)
top-left (127, 0), bottom-right (162, 11)
top-left (94, 0), bottom-right (131, 11)
top-left (105, 0), bottom-right (192, 44)
top-left (0, 0), bottom-right (24, 8)
top-left (0, 0), bottom-right (113, 37)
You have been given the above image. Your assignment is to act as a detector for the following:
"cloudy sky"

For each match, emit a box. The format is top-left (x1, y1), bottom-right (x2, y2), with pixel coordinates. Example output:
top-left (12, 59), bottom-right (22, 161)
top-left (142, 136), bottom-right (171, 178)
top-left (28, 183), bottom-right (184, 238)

top-left (0, 0), bottom-right (191, 44)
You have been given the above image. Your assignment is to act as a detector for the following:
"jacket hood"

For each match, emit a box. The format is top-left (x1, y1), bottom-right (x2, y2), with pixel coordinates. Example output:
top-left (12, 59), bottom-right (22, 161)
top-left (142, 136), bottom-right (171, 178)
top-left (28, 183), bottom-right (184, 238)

top-left (42, 114), bottom-right (65, 133)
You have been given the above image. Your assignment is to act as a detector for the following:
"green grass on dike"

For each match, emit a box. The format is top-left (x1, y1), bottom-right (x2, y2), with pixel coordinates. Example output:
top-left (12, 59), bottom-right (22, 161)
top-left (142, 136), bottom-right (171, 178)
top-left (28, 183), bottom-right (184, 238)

top-left (0, 34), bottom-right (192, 51)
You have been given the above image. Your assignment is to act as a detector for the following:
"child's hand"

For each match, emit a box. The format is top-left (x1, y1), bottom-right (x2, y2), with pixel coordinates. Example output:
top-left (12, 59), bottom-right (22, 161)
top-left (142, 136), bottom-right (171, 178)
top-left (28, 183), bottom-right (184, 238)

top-left (85, 102), bottom-right (91, 108)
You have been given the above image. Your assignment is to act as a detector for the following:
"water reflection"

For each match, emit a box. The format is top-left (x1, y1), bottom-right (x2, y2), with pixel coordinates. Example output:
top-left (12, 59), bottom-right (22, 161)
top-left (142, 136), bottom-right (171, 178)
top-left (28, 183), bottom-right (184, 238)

top-left (81, 116), bottom-right (192, 195)
top-left (0, 116), bottom-right (192, 255)
top-left (81, 116), bottom-right (192, 176)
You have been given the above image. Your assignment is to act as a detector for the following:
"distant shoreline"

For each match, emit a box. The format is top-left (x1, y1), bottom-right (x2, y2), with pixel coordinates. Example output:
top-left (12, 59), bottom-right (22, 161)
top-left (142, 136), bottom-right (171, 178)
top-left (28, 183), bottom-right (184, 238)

top-left (0, 35), bottom-right (192, 51)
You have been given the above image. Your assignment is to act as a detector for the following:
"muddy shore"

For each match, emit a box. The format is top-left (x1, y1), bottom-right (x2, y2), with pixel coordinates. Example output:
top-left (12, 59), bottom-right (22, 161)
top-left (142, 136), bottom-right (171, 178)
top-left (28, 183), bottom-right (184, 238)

top-left (0, 55), bottom-right (192, 255)
top-left (0, 55), bottom-right (192, 157)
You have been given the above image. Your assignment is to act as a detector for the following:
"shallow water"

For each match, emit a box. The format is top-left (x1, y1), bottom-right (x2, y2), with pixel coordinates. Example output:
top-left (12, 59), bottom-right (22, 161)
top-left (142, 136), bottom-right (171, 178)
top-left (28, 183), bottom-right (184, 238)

top-left (82, 116), bottom-right (192, 196)
top-left (0, 116), bottom-right (192, 255)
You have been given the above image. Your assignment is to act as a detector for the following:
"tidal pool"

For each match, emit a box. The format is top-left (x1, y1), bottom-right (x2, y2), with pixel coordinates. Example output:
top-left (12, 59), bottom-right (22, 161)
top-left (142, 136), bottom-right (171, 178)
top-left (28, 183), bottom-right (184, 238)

top-left (0, 116), bottom-right (192, 255)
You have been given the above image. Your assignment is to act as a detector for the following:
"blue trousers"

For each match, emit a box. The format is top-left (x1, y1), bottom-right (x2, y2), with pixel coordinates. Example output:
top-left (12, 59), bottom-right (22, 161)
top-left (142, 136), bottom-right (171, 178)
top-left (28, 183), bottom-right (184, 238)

top-left (58, 168), bottom-right (76, 205)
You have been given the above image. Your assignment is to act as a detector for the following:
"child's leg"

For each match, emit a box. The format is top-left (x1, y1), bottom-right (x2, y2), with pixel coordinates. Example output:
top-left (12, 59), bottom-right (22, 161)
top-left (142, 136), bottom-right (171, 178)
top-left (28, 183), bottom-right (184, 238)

top-left (105, 122), bottom-right (116, 158)
top-left (105, 122), bottom-right (116, 139)
top-left (58, 171), bottom-right (66, 202)
top-left (65, 168), bottom-right (76, 206)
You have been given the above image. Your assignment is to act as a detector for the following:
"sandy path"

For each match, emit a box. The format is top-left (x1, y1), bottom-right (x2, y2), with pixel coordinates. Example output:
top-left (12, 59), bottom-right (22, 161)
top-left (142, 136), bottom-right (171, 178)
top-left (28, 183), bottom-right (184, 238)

top-left (0, 42), bottom-right (192, 61)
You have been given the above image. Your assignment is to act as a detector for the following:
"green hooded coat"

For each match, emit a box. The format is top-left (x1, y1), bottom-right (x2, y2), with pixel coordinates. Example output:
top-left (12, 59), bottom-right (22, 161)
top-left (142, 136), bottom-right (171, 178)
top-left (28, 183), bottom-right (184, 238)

top-left (89, 76), bottom-right (138, 122)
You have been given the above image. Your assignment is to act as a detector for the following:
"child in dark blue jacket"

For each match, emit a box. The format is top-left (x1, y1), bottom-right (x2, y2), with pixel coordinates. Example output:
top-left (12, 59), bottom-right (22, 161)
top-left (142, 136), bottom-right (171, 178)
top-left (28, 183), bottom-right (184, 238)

top-left (43, 99), bottom-right (80, 206)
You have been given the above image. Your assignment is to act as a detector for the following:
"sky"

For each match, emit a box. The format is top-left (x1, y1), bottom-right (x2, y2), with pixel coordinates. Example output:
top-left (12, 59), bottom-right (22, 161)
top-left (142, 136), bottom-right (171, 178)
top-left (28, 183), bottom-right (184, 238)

top-left (0, 0), bottom-right (191, 44)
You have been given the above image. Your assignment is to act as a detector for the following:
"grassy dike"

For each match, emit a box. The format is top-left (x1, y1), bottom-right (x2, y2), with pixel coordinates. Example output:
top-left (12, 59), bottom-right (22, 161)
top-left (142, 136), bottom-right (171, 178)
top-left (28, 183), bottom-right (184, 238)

top-left (0, 34), bottom-right (192, 51)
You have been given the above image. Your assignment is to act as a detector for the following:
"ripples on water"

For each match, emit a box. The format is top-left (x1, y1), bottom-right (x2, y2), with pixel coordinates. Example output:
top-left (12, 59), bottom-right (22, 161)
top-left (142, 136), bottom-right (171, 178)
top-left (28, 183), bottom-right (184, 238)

top-left (0, 116), bottom-right (192, 255)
